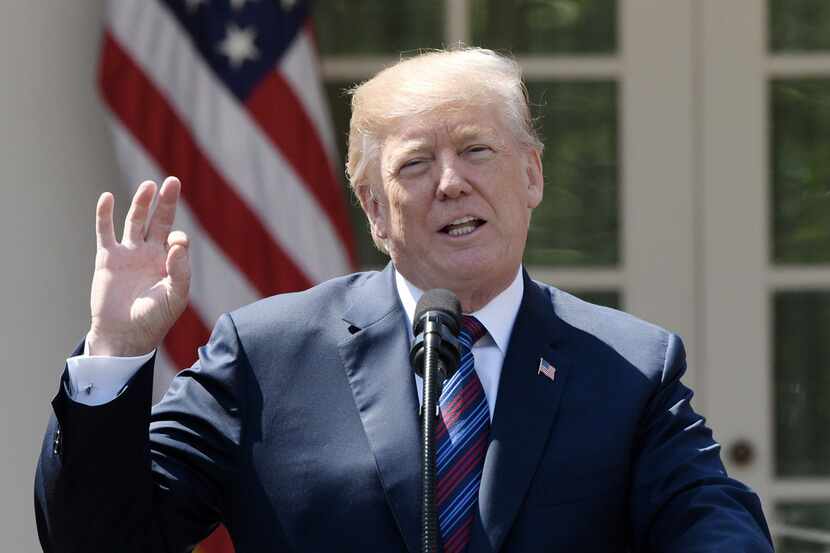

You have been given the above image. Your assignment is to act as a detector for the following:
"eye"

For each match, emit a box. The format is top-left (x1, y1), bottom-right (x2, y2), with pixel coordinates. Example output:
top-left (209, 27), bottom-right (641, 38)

top-left (464, 144), bottom-right (494, 159)
top-left (398, 157), bottom-right (430, 176)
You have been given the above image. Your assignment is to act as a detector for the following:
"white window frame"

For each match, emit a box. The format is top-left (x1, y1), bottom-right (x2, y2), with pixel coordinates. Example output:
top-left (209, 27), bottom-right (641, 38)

top-left (701, 0), bottom-right (830, 547)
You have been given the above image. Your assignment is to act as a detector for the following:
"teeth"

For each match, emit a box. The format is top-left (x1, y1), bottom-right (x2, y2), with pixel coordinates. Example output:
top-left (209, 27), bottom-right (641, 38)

top-left (449, 215), bottom-right (477, 226)
top-left (443, 215), bottom-right (484, 236)
top-left (447, 223), bottom-right (477, 236)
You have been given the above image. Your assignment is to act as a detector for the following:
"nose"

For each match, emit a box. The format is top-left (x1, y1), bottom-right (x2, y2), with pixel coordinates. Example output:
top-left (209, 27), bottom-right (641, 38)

top-left (436, 157), bottom-right (472, 200)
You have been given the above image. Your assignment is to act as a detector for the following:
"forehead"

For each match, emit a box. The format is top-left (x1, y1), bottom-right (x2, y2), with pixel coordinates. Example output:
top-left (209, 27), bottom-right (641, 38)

top-left (383, 104), bottom-right (509, 151)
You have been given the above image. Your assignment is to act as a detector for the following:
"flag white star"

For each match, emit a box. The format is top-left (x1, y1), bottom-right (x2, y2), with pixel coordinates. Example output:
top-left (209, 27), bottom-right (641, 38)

top-left (217, 24), bottom-right (259, 68)
top-left (229, 0), bottom-right (257, 10)
top-left (281, 0), bottom-right (296, 9)
top-left (183, 0), bottom-right (207, 12)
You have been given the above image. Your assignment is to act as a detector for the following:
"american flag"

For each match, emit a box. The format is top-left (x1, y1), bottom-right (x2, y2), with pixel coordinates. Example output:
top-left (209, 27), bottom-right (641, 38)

top-left (537, 357), bottom-right (556, 382)
top-left (98, 1), bottom-right (356, 551)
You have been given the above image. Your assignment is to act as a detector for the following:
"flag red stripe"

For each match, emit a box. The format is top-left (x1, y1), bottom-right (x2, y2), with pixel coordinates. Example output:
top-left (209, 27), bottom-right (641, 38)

top-left (162, 304), bottom-right (211, 369)
top-left (246, 71), bottom-right (356, 266)
top-left (98, 31), bottom-right (312, 297)
top-left (195, 525), bottom-right (234, 553)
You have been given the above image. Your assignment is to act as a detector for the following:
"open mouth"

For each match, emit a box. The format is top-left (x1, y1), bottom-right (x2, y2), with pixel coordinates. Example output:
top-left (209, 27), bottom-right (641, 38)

top-left (440, 216), bottom-right (486, 237)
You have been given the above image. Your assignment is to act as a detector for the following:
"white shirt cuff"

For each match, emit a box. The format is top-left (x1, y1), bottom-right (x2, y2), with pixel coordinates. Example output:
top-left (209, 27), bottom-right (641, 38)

top-left (66, 342), bottom-right (155, 406)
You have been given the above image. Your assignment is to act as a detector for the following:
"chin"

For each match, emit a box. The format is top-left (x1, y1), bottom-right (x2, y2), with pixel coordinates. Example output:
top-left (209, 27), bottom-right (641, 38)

top-left (440, 257), bottom-right (497, 283)
top-left (455, 246), bottom-right (501, 268)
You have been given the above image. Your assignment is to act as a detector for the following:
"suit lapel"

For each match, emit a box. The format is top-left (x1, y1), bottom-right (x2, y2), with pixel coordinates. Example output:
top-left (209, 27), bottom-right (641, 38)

top-left (338, 264), bottom-right (421, 553)
top-left (469, 271), bottom-right (572, 553)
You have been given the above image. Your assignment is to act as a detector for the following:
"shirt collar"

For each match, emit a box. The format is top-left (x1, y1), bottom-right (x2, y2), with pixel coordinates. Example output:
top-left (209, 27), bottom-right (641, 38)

top-left (394, 266), bottom-right (524, 354)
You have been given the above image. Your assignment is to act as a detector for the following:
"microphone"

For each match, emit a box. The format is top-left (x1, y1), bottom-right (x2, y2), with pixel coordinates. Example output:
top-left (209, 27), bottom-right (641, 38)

top-left (409, 289), bottom-right (461, 553)
top-left (409, 289), bottom-right (462, 384)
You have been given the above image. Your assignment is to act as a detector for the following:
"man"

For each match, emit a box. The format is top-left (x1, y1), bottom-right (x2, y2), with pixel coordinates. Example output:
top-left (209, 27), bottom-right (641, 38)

top-left (36, 48), bottom-right (773, 552)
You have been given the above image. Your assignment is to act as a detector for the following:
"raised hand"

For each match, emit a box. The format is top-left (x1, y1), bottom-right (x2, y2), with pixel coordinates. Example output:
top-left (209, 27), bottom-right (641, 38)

top-left (87, 177), bottom-right (191, 356)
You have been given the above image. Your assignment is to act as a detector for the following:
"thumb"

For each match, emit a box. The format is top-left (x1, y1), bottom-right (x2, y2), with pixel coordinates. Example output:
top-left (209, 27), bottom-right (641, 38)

top-left (166, 231), bottom-right (191, 302)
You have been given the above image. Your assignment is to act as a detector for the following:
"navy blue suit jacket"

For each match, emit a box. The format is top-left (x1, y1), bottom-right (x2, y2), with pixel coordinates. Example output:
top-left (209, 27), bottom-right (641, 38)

top-left (35, 264), bottom-right (772, 552)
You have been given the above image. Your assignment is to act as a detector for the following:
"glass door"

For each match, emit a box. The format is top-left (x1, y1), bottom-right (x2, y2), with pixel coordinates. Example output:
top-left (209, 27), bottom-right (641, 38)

top-left (701, 1), bottom-right (830, 550)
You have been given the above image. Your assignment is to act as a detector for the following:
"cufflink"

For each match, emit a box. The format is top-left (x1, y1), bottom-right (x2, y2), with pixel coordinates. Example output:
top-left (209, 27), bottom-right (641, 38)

top-left (82, 383), bottom-right (94, 395)
top-left (52, 427), bottom-right (61, 456)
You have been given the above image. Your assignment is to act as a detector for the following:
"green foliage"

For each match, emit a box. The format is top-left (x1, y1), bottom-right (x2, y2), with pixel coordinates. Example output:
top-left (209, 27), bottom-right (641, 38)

top-left (771, 80), bottom-right (830, 264)
top-left (567, 290), bottom-right (620, 309)
top-left (471, 0), bottom-right (617, 54)
top-left (775, 503), bottom-right (830, 552)
top-left (769, 0), bottom-right (830, 51)
top-left (525, 81), bottom-right (618, 266)
top-left (774, 292), bottom-right (830, 477)
top-left (315, 0), bottom-right (444, 55)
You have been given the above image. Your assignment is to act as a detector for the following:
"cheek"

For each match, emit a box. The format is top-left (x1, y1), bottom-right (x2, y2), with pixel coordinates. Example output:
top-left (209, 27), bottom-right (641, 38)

top-left (384, 195), bottom-right (419, 242)
top-left (494, 192), bottom-right (532, 237)
top-left (389, 183), bottom-right (430, 221)
top-left (386, 194), bottom-right (407, 225)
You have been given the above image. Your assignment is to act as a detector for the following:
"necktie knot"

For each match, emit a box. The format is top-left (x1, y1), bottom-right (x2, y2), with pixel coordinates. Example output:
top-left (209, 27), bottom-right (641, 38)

top-left (460, 315), bottom-right (487, 348)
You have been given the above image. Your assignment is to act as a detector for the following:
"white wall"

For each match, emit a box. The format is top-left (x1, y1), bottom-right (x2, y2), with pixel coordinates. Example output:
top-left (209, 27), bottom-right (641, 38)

top-left (0, 2), bottom-right (121, 551)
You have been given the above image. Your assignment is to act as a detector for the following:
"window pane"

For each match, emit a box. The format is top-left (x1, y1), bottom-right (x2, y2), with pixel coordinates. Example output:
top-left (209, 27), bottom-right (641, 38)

top-left (774, 292), bottom-right (830, 477)
top-left (771, 80), bottom-right (830, 264)
top-left (567, 290), bottom-right (620, 310)
top-left (324, 80), bottom-right (389, 268)
top-left (769, 0), bottom-right (830, 52)
top-left (775, 503), bottom-right (830, 552)
top-left (524, 81), bottom-right (619, 266)
top-left (314, 1), bottom-right (444, 56)
top-left (325, 80), bottom-right (619, 269)
top-left (471, 0), bottom-right (616, 54)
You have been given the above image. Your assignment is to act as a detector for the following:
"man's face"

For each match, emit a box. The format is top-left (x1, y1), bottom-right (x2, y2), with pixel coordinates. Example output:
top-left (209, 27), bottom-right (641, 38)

top-left (361, 104), bottom-right (543, 300)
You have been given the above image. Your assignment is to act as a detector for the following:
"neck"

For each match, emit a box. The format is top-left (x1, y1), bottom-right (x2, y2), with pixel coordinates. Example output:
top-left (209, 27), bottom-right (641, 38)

top-left (457, 290), bottom-right (502, 313)
top-left (401, 266), bottom-right (521, 313)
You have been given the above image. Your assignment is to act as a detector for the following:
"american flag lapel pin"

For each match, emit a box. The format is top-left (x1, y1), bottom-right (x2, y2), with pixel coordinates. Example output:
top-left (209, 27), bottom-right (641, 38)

top-left (538, 357), bottom-right (556, 382)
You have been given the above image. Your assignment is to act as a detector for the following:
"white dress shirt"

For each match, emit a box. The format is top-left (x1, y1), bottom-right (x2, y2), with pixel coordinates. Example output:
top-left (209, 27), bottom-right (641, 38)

top-left (66, 339), bottom-right (154, 406)
top-left (66, 267), bottom-right (524, 413)
top-left (396, 268), bottom-right (523, 421)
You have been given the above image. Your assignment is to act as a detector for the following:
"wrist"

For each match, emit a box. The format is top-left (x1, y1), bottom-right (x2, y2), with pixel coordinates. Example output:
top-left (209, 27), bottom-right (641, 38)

top-left (86, 328), bottom-right (155, 357)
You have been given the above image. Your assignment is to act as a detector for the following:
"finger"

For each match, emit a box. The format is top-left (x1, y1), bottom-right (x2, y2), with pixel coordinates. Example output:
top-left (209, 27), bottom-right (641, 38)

top-left (166, 229), bottom-right (189, 250)
top-left (146, 176), bottom-right (181, 244)
top-left (122, 180), bottom-right (157, 244)
top-left (165, 234), bottom-right (191, 302)
top-left (95, 192), bottom-right (116, 249)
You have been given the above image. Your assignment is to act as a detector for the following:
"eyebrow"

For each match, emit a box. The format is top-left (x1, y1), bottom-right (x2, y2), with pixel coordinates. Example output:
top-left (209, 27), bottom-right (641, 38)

top-left (394, 140), bottom-right (433, 158)
top-left (386, 124), bottom-right (501, 168)
top-left (382, 141), bottom-right (430, 176)
top-left (394, 126), bottom-right (497, 154)
top-left (450, 125), bottom-right (495, 143)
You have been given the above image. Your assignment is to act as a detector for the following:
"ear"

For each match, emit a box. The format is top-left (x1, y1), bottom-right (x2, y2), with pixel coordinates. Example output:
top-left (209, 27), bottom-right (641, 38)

top-left (356, 183), bottom-right (389, 239)
top-left (524, 148), bottom-right (544, 209)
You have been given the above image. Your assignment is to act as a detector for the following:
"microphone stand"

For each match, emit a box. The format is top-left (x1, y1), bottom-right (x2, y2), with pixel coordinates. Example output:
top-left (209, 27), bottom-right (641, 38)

top-left (420, 328), bottom-right (441, 553)
top-left (412, 315), bottom-right (459, 553)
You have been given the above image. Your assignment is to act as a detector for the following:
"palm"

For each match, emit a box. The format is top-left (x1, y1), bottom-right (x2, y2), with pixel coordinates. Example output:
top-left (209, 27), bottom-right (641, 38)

top-left (88, 178), bottom-right (190, 356)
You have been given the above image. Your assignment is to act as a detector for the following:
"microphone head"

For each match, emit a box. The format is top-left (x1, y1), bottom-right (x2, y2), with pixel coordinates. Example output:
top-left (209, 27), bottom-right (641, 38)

top-left (413, 288), bottom-right (462, 335)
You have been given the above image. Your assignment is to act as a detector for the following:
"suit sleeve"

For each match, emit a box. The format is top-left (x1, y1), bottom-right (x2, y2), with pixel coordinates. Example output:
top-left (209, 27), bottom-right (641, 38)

top-left (628, 333), bottom-right (774, 552)
top-left (34, 313), bottom-right (246, 553)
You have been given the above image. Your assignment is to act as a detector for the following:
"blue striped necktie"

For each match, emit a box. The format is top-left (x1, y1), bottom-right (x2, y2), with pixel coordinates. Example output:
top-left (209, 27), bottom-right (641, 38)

top-left (436, 315), bottom-right (489, 553)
